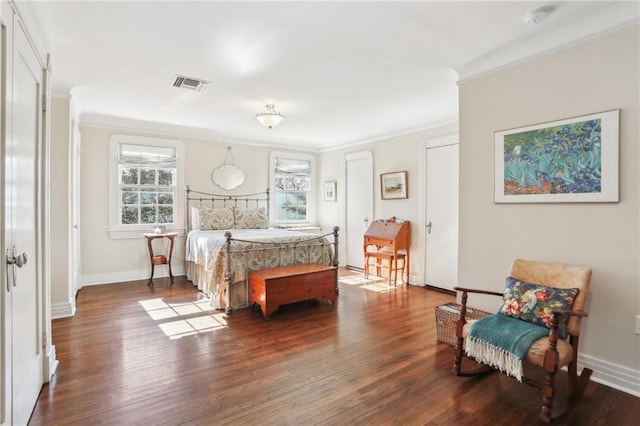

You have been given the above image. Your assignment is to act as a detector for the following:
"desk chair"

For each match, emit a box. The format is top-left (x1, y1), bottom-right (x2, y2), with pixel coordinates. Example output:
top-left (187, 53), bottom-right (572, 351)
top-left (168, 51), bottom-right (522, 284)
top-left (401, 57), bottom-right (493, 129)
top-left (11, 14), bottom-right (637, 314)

top-left (364, 248), bottom-right (406, 286)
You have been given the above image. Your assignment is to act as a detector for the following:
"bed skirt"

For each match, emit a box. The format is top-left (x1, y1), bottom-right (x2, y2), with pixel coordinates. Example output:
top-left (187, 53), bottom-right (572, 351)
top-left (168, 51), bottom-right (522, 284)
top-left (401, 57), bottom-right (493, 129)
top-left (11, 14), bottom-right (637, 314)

top-left (185, 261), bottom-right (248, 310)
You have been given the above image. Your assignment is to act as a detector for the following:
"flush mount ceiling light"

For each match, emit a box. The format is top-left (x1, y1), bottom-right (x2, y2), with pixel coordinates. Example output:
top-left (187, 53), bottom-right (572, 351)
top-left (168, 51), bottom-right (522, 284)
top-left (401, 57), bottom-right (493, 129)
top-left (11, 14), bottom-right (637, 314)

top-left (255, 104), bottom-right (285, 129)
top-left (525, 5), bottom-right (555, 25)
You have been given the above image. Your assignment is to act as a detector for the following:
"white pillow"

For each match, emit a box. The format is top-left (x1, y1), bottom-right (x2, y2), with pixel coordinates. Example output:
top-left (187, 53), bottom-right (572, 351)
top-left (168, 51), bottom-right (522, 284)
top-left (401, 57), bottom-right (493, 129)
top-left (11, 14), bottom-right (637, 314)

top-left (190, 206), bottom-right (201, 230)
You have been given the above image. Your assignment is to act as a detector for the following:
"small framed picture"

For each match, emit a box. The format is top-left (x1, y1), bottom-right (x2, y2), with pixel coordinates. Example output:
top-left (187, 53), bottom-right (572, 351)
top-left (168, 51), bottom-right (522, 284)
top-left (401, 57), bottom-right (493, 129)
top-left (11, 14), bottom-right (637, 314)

top-left (324, 181), bottom-right (336, 201)
top-left (381, 171), bottom-right (408, 199)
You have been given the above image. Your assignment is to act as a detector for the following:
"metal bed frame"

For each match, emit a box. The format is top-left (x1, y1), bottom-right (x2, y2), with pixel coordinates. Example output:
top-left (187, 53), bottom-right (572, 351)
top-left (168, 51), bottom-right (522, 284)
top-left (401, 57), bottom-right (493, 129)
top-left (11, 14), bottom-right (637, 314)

top-left (185, 186), bottom-right (339, 313)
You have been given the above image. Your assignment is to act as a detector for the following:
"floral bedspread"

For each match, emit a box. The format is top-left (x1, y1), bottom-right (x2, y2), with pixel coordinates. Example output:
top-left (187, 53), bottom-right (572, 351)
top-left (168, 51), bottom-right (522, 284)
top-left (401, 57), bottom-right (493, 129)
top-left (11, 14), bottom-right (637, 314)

top-left (185, 228), bottom-right (335, 295)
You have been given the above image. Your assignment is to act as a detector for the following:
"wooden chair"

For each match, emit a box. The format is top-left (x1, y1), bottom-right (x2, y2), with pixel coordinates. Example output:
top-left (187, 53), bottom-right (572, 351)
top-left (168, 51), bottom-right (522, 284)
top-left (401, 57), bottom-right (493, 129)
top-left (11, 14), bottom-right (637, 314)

top-left (364, 248), bottom-right (406, 286)
top-left (453, 259), bottom-right (593, 423)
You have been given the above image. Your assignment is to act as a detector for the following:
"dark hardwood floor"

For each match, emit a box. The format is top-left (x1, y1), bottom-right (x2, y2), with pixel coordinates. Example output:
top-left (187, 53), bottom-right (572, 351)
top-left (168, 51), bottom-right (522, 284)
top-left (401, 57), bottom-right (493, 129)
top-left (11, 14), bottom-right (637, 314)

top-left (30, 270), bottom-right (638, 425)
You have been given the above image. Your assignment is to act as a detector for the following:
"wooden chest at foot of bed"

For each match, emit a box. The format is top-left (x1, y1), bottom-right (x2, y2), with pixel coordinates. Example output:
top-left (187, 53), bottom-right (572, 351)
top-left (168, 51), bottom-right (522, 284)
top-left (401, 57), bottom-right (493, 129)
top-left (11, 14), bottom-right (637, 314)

top-left (249, 264), bottom-right (338, 319)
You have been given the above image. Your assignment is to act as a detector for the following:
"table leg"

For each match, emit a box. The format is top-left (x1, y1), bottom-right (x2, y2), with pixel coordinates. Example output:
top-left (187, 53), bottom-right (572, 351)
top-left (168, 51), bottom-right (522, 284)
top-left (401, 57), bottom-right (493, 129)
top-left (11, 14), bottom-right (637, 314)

top-left (147, 237), bottom-right (154, 286)
top-left (168, 236), bottom-right (175, 284)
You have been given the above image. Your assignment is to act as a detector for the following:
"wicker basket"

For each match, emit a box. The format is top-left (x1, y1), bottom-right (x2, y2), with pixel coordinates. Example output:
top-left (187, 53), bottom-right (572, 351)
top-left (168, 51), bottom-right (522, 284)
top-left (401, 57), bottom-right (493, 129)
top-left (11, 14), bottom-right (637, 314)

top-left (435, 302), bottom-right (491, 346)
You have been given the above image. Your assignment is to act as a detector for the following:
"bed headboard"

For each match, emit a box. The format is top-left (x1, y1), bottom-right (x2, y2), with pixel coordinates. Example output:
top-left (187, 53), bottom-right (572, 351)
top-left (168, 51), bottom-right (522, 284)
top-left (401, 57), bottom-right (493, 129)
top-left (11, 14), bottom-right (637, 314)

top-left (185, 186), bottom-right (270, 231)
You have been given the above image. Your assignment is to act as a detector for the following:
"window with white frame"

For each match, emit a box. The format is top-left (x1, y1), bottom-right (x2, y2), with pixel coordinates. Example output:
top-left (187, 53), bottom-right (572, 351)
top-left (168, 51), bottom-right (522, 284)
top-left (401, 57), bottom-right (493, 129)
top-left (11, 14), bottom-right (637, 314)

top-left (109, 135), bottom-right (185, 239)
top-left (270, 152), bottom-right (315, 225)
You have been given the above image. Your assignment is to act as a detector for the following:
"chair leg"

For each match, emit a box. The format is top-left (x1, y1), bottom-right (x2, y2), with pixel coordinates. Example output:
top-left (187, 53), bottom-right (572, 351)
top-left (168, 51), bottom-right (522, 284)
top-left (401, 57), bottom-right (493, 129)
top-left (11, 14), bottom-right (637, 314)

top-left (566, 336), bottom-right (592, 399)
top-left (376, 258), bottom-right (383, 280)
top-left (453, 335), bottom-right (464, 376)
top-left (364, 254), bottom-right (369, 278)
top-left (391, 257), bottom-right (397, 286)
top-left (451, 291), bottom-right (494, 378)
top-left (453, 292), bottom-right (467, 375)
top-left (393, 257), bottom-right (405, 287)
top-left (540, 321), bottom-right (594, 422)
top-left (568, 362), bottom-right (593, 400)
top-left (540, 348), bottom-right (559, 423)
top-left (540, 355), bottom-right (593, 422)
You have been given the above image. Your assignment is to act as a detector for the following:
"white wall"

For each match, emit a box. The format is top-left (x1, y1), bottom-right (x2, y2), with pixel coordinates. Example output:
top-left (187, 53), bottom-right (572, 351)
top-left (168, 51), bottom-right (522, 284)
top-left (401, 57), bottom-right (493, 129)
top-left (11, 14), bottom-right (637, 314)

top-left (317, 123), bottom-right (458, 282)
top-left (49, 96), bottom-right (73, 317)
top-left (458, 24), bottom-right (639, 394)
top-left (79, 120), bottom-right (457, 286)
top-left (79, 124), bottom-right (311, 284)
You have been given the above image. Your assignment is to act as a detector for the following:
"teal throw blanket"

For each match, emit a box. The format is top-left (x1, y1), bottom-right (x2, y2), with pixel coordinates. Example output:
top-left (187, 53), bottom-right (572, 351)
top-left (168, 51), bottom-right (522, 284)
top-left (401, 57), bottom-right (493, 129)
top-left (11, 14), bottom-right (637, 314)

top-left (466, 313), bottom-right (549, 381)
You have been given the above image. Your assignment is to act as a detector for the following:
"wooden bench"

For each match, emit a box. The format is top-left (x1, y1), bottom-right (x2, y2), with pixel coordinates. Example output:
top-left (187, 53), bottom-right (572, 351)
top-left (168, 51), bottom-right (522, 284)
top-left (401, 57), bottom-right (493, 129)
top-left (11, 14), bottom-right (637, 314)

top-left (249, 264), bottom-right (338, 319)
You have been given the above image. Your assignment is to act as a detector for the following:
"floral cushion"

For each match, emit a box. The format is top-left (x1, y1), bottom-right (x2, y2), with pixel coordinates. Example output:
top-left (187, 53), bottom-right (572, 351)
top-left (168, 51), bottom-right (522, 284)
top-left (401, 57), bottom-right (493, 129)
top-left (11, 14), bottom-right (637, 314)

top-left (198, 207), bottom-right (235, 230)
top-left (234, 207), bottom-right (268, 229)
top-left (498, 277), bottom-right (579, 339)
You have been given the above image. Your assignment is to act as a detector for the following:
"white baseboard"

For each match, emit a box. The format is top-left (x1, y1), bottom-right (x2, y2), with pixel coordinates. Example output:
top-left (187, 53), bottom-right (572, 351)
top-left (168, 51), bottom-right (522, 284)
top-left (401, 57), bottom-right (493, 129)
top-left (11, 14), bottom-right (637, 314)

top-left (51, 295), bottom-right (76, 319)
top-left (44, 344), bottom-right (58, 382)
top-left (579, 353), bottom-right (640, 397)
top-left (81, 265), bottom-right (186, 287)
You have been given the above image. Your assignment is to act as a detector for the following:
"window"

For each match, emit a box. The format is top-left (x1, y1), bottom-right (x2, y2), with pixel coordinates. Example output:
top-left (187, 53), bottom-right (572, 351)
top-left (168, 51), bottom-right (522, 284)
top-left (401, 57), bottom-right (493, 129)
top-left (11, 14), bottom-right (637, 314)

top-left (119, 144), bottom-right (176, 225)
top-left (109, 135), bottom-right (185, 239)
top-left (270, 152), bottom-right (316, 225)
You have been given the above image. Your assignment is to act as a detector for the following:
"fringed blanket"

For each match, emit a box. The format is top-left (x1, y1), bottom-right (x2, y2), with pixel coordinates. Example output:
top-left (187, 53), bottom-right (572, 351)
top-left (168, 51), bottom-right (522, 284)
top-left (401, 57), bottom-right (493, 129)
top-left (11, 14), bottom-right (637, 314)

top-left (466, 314), bottom-right (549, 382)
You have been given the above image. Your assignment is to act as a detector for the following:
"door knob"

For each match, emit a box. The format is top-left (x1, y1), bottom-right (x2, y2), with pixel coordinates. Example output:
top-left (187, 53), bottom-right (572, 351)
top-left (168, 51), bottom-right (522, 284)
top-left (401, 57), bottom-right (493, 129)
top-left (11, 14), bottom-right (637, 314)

top-left (6, 251), bottom-right (27, 267)
top-left (15, 252), bottom-right (27, 268)
top-left (6, 248), bottom-right (27, 290)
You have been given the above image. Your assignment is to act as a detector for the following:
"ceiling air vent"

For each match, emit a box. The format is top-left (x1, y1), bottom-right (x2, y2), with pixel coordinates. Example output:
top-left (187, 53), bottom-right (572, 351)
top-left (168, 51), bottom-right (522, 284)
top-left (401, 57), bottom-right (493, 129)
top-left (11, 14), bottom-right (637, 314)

top-left (172, 74), bottom-right (209, 92)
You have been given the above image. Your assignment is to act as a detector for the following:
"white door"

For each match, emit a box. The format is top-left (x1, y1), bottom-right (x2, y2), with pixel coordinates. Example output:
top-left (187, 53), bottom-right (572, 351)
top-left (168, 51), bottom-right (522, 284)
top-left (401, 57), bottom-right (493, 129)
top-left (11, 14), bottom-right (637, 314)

top-left (4, 18), bottom-right (44, 425)
top-left (345, 152), bottom-right (373, 270)
top-left (71, 120), bottom-right (81, 295)
top-left (424, 142), bottom-right (459, 291)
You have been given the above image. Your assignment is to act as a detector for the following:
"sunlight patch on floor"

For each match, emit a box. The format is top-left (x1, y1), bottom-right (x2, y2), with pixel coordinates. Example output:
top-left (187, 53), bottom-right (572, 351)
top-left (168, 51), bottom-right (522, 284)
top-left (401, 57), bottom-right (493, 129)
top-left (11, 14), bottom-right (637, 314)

top-left (339, 274), bottom-right (399, 293)
top-left (138, 298), bottom-right (227, 339)
top-left (360, 283), bottom-right (398, 293)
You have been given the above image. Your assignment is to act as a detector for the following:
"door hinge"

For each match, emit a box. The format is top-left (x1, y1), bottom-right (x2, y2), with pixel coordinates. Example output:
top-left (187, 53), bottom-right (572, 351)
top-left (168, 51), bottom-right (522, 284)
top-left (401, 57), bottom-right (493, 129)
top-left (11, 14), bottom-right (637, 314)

top-left (42, 330), bottom-right (47, 348)
top-left (42, 94), bottom-right (47, 112)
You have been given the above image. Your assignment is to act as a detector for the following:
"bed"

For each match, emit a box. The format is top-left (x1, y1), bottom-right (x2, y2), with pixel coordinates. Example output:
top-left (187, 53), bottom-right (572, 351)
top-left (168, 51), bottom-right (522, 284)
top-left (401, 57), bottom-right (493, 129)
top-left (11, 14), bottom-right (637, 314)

top-left (184, 186), bottom-right (339, 313)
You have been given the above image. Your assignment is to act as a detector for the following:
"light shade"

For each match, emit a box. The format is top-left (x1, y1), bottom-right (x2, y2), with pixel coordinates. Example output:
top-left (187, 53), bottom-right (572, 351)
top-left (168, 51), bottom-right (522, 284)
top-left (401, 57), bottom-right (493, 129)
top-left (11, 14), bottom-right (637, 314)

top-left (256, 104), bottom-right (285, 129)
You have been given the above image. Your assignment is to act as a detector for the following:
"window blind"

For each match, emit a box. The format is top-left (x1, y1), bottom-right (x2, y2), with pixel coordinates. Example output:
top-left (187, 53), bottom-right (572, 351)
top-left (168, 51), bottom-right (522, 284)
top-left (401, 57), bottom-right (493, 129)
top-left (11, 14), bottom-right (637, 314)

top-left (275, 158), bottom-right (310, 176)
top-left (119, 143), bottom-right (177, 168)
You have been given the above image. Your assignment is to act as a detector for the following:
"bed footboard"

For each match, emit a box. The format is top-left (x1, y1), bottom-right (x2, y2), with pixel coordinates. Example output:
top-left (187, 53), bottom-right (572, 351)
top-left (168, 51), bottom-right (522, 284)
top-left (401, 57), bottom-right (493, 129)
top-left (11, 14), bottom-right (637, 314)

top-left (221, 226), bottom-right (339, 314)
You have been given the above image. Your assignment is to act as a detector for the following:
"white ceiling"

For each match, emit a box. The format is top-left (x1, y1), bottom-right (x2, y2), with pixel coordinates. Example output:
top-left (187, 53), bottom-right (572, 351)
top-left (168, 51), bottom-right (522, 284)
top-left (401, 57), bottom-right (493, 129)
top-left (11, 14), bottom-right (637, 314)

top-left (26, 1), bottom-right (639, 152)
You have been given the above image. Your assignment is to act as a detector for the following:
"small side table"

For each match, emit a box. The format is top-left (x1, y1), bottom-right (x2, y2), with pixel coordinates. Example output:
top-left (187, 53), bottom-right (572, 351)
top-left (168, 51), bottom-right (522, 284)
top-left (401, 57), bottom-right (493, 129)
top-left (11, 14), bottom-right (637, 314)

top-left (143, 232), bottom-right (177, 286)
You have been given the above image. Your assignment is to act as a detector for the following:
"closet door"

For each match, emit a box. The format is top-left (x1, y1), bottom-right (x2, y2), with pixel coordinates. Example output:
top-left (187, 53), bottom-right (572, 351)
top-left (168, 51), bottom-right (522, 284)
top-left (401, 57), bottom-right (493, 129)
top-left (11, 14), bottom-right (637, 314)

top-left (345, 151), bottom-right (373, 270)
top-left (71, 120), bottom-right (81, 295)
top-left (2, 13), bottom-right (44, 425)
top-left (424, 141), bottom-right (459, 291)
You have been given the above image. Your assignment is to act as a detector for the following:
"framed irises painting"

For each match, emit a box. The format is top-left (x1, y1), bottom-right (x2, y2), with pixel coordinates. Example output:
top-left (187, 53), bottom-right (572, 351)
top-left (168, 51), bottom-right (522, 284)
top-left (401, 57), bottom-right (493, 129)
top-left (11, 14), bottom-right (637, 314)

top-left (494, 109), bottom-right (619, 203)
